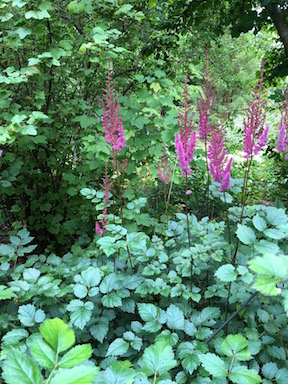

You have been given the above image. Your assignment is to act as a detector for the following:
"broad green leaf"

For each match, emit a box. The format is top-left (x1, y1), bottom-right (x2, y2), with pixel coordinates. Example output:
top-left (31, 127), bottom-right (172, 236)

top-left (215, 264), bottom-right (238, 282)
top-left (101, 293), bottom-right (122, 307)
top-left (264, 228), bottom-right (285, 240)
top-left (106, 338), bottom-right (129, 356)
top-left (59, 344), bottom-right (93, 368)
top-left (253, 276), bottom-right (281, 296)
top-left (81, 267), bottom-right (101, 287)
top-left (0, 245), bottom-right (15, 255)
top-left (67, 301), bottom-right (94, 329)
top-left (266, 207), bottom-right (287, 226)
top-left (166, 304), bottom-right (184, 330)
top-left (236, 224), bottom-right (256, 245)
top-left (18, 304), bottom-right (36, 326)
top-left (254, 240), bottom-right (280, 255)
top-left (89, 318), bottom-right (109, 343)
top-left (182, 354), bottom-right (200, 375)
top-left (229, 365), bottom-right (261, 384)
top-left (220, 335), bottom-right (250, 361)
top-left (261, 362), bottom-right (278, 379)
top-left (275, 368), bottom-right (288, 384)
top-left (50, 365), bottom-right (99, 384)
top-left (2, 348), bottom-right (43, 384)
top-left (252, 215), bottom-right (267, 231)
top-left (99, 273), bottom-right (117, 294)
top-left (138, 303), bottom-right (158, 322)
top-left (199, 353), bottom-right (227, 378)
top-left (249, 254), bottom-right (288, 278)
top-left (141, 342), bottom-right (177, 376)
top-left (74, 284), bottom-right (88, 299)
top-left (27, 334), bottom-right (56, 369)
top-left (2, 329), bottom-right (29, 345)
top-left (0, 285), bottom-right (16, 300)
top-left (40, 318), bottom-right (75, 353)
top-left (23, 268), bottom-right (41, 283)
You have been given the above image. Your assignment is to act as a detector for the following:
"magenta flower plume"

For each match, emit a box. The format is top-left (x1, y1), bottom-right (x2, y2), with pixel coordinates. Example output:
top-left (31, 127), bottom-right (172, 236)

top-left (158, 144), bottom-right (171, 185)
top-left (243, 58), bottom-right (269, 160)
top-left (175, 75), bottom-right (197, 176)
top-left (197, 46), bottom-right (216, 142)
top-left (0, 150), bottom-right (2, 157)
top-left (208, 126), bottom-right (232, 191)
top-left (102, 60), bottom-right (126, 152)
top-left (276, 91), bottom-right (288, 159)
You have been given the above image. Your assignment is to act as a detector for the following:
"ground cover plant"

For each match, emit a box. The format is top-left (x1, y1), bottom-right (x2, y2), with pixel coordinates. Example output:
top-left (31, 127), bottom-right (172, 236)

top-left (1, 51), bottom-right (288, 383)
top-left (1, 1), bottom-right (288, 383)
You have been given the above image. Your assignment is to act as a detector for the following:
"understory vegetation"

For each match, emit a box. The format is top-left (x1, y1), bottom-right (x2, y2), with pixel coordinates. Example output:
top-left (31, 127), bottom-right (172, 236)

top-left (1, 1), bottom-right (288, 383)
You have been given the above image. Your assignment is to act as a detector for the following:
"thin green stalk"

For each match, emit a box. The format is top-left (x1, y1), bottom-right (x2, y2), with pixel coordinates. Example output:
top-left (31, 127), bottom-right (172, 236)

top-left (161, 159), bottom-right (177, 237)
top-left (45, 353), bottom-right (59, 384)
top-left (184, 174), bottom-right (193, 296)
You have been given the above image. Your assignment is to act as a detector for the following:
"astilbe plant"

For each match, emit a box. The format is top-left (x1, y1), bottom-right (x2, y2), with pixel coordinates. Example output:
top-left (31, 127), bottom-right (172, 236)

top-left (175, 74), bottom-right (196, 177)
top-left (208, 125), bottom-right (232, 192)
top-left (276, 89), bottom-right (288, 158)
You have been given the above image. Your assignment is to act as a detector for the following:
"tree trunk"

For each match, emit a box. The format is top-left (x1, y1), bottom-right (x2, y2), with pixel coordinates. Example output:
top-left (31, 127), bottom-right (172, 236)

top-left (265, 3), bottom-right (288, 58)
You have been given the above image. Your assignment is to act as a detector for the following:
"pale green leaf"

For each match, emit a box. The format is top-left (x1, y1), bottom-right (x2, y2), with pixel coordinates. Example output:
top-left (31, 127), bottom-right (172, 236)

top-left (50, 365), bottom-right (99, 384)
top-left (106, 338), bottom-right (129, 356)
top-left (215, 264), bottom-right (237, 282)
top-left (141, 342), bottom-right (177, 376)
top-left (199, 353), bottom-right (227, 378)
top-left (252, 215), bottom-right (267, 231)
top-left (220, 335), bottom-right (250, 361)
top-left (229, 365), bottom-right (261, 384)
top-left (266, 207), bottom-right (287, 226)
top-left (2, 348), bottom-right (43, 384)
top-left (249, 254), bottom-right (288, 278)
top-left (58, 344), bottom-right (93, 368)
top-left (27, 334), bottom-right (56, 369)
top-left (2, 329), bottom-right (29, 345)
top-left (262, 362), bottom-right (278, 379)
top-left (236, 224), bottom-right (256, 245)
top-left (254, 240), bottom-right (280, 255)
top-left (40, 318), bottom-right (75, 353)
top-left (101, 293), bottom-right (122, 308)
top-left (253, 276), bottom-right (281, 296)
top-left (166, 304), bottom-right (184, 330)
top-left (0, 285), bottom-right (16, 300)
top-left (264, 228), bottom-right (285, 240)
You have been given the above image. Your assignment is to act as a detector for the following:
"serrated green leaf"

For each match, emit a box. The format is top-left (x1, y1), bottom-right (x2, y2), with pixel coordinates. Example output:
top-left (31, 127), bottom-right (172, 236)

top-left (74, 284), bottom-right (88, 299)
top-left (18, 304), bottom-right (36, 326)
top-left (138, 303), bottom-right (158, 322)
top-left (89, 318), bottom-right (109, 343)
top-left (166, 304), bottom-right (184, 330)
top-left (254, 240), bottom-right (280, 255)
top-left (253, 276), bottom-right (281, 295)
top-left (68, 301), bottom-right (93, 329)
top-left (236, 224), bottom-right (256, 245)
top-left (2, 348), bottom-right (43, 384)
top-left (229, 365), bottom-right (261, 384)
top-left (59, 344), bottom-right (93, 368)
top-left (261, 362), bottom-right (278, 379)
top-left (0, 285), bottom-right (16, 300)
top-left (182, 354), bottom-right (200, 375)
top-left (40, 318), bottom-right (75, 353)
top-left (199, 353), bottom-right (227, 378)
top-left (50, 365), bottom-right (99, 384)
top-left (27, 334), bottom-right (56, 369)
top-left (220, 335), bottom-right (250, 361)
top-left (252, 215), bottom-right (267, 231)
top-left (141, 342), bottom-right (177, 376)
top-left (215, 264), bottom-right (237, 282)
top-left (101, 293), bottom-right (122, 308)
top-left (249, 254), bottom-right (287, 278)
top-left (0, 244), bottom-right (15, 256)
top-left (23, 268), bottom-right (41, 283)
top-left (2, 329), bottom-right (29, 345)
top-left (266, 207), bottom-right (287, 226)
top-left (106, 338), bottom-right (129, 356)
top-left (81, 267), bottom-right (101, 287)
top-left (264, 228), bottom-right (285, 240)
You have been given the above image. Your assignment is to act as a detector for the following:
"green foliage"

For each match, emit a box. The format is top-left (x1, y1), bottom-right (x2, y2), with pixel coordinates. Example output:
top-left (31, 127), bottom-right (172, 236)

top-left (1, 318), bottom-right (99, 384)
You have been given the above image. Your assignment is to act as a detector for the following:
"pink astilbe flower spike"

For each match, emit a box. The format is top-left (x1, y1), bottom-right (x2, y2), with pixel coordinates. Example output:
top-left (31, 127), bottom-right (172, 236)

top-left (197, 46), bottom-right (216, 142)
top-left (102, 60), bottom-right (126, 152)
top-left (158, 144), bottom-right (171, 185)
top-left (276, 90), bottom-right (288, 159)
top-left (175, 75), bottom-right (197, 176)
top-left (243, 58), bottom-right (269, 160)
top-left (208, 126), bottom-right (233, 191)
